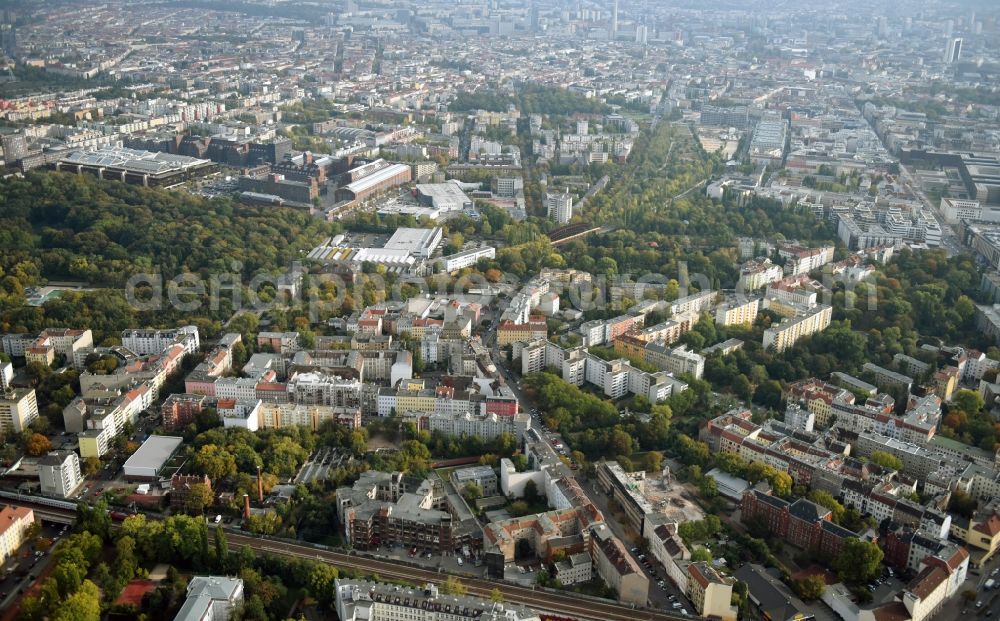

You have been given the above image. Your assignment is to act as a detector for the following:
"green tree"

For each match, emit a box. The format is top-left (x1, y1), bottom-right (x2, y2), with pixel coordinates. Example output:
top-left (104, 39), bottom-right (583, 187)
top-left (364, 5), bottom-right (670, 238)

top-left (183, 483), bottom-right (214, 515)
top-left (114, 535), bottom-right (139, 583)
top-left (523, 479), bottom-right (540, 504)
top-left (462, 482), bottom-right (483, 504)
top-left (691, 548), bottom-right (712, 563)
top-left (246, 512), bottom-right (281, 536)
top-left (193, 444), bottom-right (237, 480)
top-left (52, 562), bottom-right (85, 598)
top-left (308, 564), bottom-right (340, 607)
top-left (643, 451), bottom-right (664, 473)
top-left (51, 580), bottom-right (101, 621)
top-left (214, 526), bottom-right (229, 573)
top-left (794, 575), bottom-right (826, 600)
top-left (834, 538), bottom-right (884, 584)
top-left (441, 576), bottom-right (467, 596)
top-left (699, 475), bottom-right (718, 498)
top-left (869, 451), bottom-right (903, 472)
top-left (808, 490), bottom-right (846, 524)
top-left (81, 457), bottom-right (102, 477)
top-left (510, 500), bottom-right (530, 516)
top-left (953, 389), bottom-right (985, 415)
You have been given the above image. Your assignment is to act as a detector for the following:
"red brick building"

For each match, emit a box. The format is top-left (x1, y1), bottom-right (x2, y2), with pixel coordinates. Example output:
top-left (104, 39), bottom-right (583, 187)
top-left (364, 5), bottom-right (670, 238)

top-left (741, 489), bottom-right (865, 557)
top-left (160, 393), bottom-right (207, 431)
top-left (170, 474), bottom-right (212, 509)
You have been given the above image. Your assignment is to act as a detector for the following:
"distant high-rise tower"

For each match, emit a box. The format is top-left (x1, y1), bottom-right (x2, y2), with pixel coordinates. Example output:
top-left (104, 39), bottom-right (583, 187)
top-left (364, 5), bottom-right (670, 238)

top-left (877, 16), bottom-right (888, 38)
top-left (610, 0), bottom-right (618, 40)
top-left (530, 1), bottom-right (540, 32)
top-left (635, 24), bottom-right (648, 45)
top-left (0, 12), bottom-right (14, 59)
top-left (943, 37), bottom-right (963, 64)
top-left (547, 193), bottom-right (573, 224)
top-left (1, 133), bottom-right (27, 164)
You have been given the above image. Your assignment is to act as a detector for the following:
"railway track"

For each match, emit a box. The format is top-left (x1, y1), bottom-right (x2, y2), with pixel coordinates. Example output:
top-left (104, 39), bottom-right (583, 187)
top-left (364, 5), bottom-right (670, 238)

top-left (7, 500), bottom-right (690, 621)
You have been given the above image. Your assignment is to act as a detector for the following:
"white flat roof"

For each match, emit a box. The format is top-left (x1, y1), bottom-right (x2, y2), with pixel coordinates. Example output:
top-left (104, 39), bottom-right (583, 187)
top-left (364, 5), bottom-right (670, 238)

top-left (384, 227), bottom-right (442, 253)
top-left (123, 435), bottom-right (183, 474)
top-left (342, 163), bottom-right (410, 195)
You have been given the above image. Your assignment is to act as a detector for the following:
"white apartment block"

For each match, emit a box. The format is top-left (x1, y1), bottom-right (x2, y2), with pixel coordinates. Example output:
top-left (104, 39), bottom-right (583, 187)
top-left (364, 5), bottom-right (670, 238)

top-left (0, 362), bottom-right (11, 391)
top-left (121, 325), bottom-right (199, 356)
top-left (0, 506), bottom-right (35, 565)
top-left (738, 260), bottom-right (783, 292)
top-left (763, 305), bottom-right (832, 352)
top-left (779, 245), bottom-right (834, 276)
top-left (554, 552), bottom-right (593, 585)
top-left (547, 192), bottom-right (573, 224)
top-left (669, 290), bottom-right (717, 316)
top-left (0, 388), bottom-right (39, 437)
top-left (427, 411), bottom-right (531, 441)
top-left (645, 344), bottom-right (705, 379)
top-left (336, 580), bottom-right (541, 621)
top-left (38, 450), bottom-right (83, 498)
top-left (715, 296), bottom-right (762, 327)
top-left (521, 340), bottom-right (686, 403)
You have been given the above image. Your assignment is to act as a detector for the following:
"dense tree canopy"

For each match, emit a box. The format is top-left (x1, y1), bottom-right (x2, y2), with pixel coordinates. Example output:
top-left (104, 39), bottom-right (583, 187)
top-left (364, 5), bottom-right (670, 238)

top-left (0, 171), bottom-right (336, 341)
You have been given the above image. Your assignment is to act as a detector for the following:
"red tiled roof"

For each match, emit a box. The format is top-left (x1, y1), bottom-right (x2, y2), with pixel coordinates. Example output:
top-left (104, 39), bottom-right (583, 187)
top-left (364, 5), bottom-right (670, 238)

top-left (974, 513), bottom-right (1000, 538)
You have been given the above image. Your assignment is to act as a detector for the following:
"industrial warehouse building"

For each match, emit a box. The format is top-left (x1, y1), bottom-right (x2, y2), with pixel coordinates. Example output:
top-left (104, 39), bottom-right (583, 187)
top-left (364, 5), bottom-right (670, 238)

top-left (54, 146), bottom-right (216, 186)
top-left (334, 159), bottom-right (412, 203)
top-left (123, 435), bottom-right (184, 480)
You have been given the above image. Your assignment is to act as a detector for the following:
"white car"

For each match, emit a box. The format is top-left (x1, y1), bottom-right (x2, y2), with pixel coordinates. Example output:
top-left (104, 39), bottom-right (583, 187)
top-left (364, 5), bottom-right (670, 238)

top-left (457, 557), bottom-right (463, 566)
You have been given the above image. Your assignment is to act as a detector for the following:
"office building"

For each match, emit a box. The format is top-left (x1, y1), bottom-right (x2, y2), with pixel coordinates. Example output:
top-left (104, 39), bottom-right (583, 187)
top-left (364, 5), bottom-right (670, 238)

top-left (699, 105), bottom-right (749, 129)
top-left (437, 246), bottom-right (496, 272)
top-left (451, 465), bottom-right (499, 497)
top-left (943, 37), bottom-right (962, 64)
top-left (1, 133), bottom-right (28, 164)
top-left (494, 176), bottom-right (524, 198)
top-left (610, 0), bottom-right (618, 39)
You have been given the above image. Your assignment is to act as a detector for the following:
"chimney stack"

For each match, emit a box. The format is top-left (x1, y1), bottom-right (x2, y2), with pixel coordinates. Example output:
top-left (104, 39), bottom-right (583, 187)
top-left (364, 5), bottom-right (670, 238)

top-left (257, 466), bottom-right (264, 503)
top-left (243, 493), bottom-right (251, 520)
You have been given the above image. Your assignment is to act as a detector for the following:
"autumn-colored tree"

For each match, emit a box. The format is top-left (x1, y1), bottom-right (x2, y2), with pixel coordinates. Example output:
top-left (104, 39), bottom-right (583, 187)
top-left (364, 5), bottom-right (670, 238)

top-left (23, 432), bottom-right (52, 457)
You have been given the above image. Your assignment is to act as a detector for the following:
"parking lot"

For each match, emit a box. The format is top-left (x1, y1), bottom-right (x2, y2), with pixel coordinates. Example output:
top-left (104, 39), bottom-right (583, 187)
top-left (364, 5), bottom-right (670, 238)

top-left (632, 547), bottom-right (694, 614)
